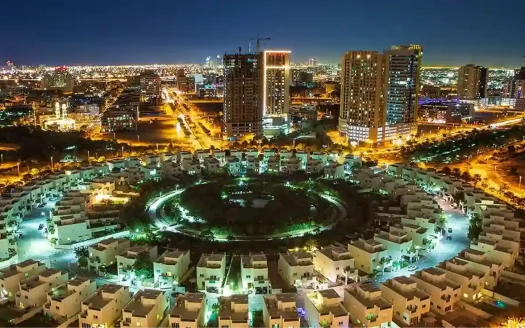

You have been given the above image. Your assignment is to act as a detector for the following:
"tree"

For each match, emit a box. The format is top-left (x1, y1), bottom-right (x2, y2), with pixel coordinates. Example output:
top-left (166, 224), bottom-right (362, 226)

top-left (133, 252), bottom-right (154, 280)
top-left (468, 213), bottom-right (483, 241)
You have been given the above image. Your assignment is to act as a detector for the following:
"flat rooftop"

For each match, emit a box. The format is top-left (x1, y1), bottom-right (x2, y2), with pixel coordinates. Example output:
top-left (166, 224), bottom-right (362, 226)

top-left (124, 289), bottom-right (164, 318)
top-left (219, 295), bottom-right (249, 322)
top-left (170, 293), bottom-right (205, 322)
top-left (83, 284), bottom-right (124, 310)
top-left (264, 294), bottom-right (299, 321)
top-left (307, 290), bottom-right (348, 317)
top-left (280, 253), bottom-right (313, 266)
top-left (382, 277), bottom-right (430, 301)
top-left (345, 285), bottom-right (392, 310)
top-left (197, 253), bottom-right (225, 268)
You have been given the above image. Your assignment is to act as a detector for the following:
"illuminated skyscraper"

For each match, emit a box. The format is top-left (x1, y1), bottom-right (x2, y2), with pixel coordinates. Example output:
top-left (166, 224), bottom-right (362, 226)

top-left (261, 50), bottom-right (291, 136)
top-left (338, 45), bottom-right (423, 144)
top-left (222, 52), bottom-right (262, 140)
top-left (338, 51), bottom-right (385, 144)
top-left (139, 70), bottom-right (161, 104)
top-left (383, 44), bottom-right (422, 140)
top-left (457, 64), bottom-right (487, 99)
top-left (41, 67), bottom-right (75, 93)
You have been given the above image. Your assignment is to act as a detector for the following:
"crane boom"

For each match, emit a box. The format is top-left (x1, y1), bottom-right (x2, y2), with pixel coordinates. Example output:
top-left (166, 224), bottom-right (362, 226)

top-left (249, 34), bottom-right (271, 53)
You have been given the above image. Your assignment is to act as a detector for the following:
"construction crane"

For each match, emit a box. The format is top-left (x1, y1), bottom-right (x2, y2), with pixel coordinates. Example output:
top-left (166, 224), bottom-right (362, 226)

top-left (249, 34), bottom-right (271, 53)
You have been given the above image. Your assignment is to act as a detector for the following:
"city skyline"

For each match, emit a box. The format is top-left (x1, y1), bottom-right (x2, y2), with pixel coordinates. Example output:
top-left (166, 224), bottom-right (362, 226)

top-left (3, 0), bottom-right (525, 67)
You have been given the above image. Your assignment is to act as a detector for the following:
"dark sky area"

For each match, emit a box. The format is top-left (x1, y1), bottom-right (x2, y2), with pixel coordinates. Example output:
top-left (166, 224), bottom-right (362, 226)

top-left (3, 0), bottom-right (525, 67)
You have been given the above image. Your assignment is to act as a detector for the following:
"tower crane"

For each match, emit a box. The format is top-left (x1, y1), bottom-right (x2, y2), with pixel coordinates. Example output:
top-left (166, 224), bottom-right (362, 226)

top-left (249, 34), bottom-right (271, 53)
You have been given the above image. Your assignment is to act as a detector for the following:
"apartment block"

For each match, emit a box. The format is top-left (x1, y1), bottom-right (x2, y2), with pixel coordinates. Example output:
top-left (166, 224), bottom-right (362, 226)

top-left (88, 238), bottom-right (131, 273)
top-left (170, 293), bottom-right (206, 328)
top-left (305, 289), bottom-right (349, 328)
top-left (379, 276), bottom-right (430, 326)
top-left (122, 289), bottom-right (168, 328)
top-left (16, 268), bottom-right (69, 309)
top-left (218, 294), bottom-right (249, 328)
top-left (241, 253), bottom-right (270, 293)
top-left (314, 245), bottom-right (357, 283)
top-left (154, 249), bottom-right (190, 289)
top-left (410, 268), bottom-right (461, 315)
top-left (44, 276), bottom-right (97, 322)
top-left (262, 293), bottom-right (299, 328)
top-left (278, 252), bottom-right (315, 287)
top-left (348, 239), bottom-right (389, 274)
top-left (343, 284), bottom-right (393, 328)
top-left (196, 253), bottom-right (226, 293)
top-left (79, 284), bottom-right (132, 328)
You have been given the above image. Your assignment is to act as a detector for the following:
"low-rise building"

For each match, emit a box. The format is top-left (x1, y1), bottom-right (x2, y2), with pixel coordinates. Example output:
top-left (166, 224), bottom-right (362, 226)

top-left (241, 253), bottom-right (270, 294)
top-left (79, 284), bottom-right (131, 328)
top-left (379, 276), bottom-right (430, 326)
top-left (343, 284), bottom-right (393, 328)
top-left (196, 253), bottom-right (226, 293)
top-left (436, 259), bottom-right (485, 302)
top-left (88, 238), bottom-right (131, 273)
top-left (348, 239), bottom-right (389, 274)
top-left (305, 289), bottom-right (349, 328)
top-left (306, 159), bottom-right (324, 174)
top-left (262, 293), bottom-right (299, 328)
top-left (226, 156), bottom-right (242, 176)
top-left (16, 268), bottom-right (69, 309)
top-left (314, 245), bottom-right (357, 283)
top-left (43, 276), bottom-right (97, 323)
top-left (170, 293), bottom-right (206, 328)
top-left (278, 252), bottom-right (315, 287)
top-left (154, 249), bottom-right (191, 289)
top-left (121, 289), bottom-right (168, 328)
top-left (116, 245), bottom-right (158, 280)
top-left (0, 260), bottom-right (46, 300)
top-left (218, 294), bottom-right (250, 328)
top-left (374, 230), bottom-right (414, 262)
top-left (324, 162), bottom-right (345, 179)
top-left (456, 248), bottom-right (504, 289)
top-left (411, 268), bottom-right (461, 315)
top-left (203, 157), bottom-right (221, 174)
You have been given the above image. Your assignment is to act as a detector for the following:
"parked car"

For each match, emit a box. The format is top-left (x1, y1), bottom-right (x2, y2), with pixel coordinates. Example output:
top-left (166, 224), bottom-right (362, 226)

top-left (38, 224), bottom-right (44, 230)
top-left (407, 265), bottom-right (418, 271)
top-left (448, 228), bottom-right (453, 233)
top-left (447, 235), bottom-right (452, 240)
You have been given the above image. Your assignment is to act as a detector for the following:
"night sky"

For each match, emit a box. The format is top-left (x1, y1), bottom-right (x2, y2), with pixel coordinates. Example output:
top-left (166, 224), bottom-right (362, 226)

top-left (3, 0), bottom-right (525, 67)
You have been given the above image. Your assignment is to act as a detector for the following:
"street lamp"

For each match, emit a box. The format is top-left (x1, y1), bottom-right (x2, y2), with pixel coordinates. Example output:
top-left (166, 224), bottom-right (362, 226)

top-left (50, 156), bottom-right (54, 172)
top-left (137, 135), bottom-right (140, 143)
top-left (16, 162), bottom-right (20, 177)
top-left (520, 176), bottom-right (522, 189)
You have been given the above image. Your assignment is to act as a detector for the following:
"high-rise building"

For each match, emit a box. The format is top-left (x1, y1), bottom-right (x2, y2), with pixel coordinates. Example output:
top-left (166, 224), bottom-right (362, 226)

top-left (338, 51), bottom-right (385, 143)
top-left (308, 58), bottom-right (318, 67)
top-left (139, 70), bottom-right (161, 104)
top-left (383, 45), bottom-right (422, 140)
top-left (457, 64), bottom-right (487, 99)
top-left (222, 53), bottom-right (262, 140)
top-left (261, 50), bottom-right (291, 136)
top-left (478, 67), bottom-right (488, 98)
top-left (41, 67), bottom-right (75, 93)
top-left (338, 45), bottom-right (423, 144)
top-left (504, 67), bottom-right (525, 99)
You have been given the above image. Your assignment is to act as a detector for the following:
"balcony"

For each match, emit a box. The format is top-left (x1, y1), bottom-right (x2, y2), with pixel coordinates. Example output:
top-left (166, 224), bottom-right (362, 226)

top-left (440, 295), bottom-right (451, 302)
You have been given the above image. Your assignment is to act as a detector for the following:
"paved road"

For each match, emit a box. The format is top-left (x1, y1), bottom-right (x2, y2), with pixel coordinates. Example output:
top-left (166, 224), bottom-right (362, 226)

top-left (16, 199), bottom-right (75, 271)
top-left (377, 197), bottom-right (470, 282)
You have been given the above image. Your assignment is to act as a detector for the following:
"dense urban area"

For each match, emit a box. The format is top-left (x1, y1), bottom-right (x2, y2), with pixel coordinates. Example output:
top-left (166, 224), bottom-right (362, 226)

top-left (0, 42), bottom-right (525, 328)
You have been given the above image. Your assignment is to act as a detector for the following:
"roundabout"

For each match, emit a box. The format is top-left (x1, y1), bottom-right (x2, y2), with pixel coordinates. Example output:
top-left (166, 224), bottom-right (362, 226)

top-left (147, 177), bottom-right (348, 242)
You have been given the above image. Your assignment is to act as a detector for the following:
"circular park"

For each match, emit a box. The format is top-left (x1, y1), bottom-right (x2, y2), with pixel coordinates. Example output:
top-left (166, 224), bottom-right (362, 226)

top-left (146, 176), bottom-right (348, 242)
